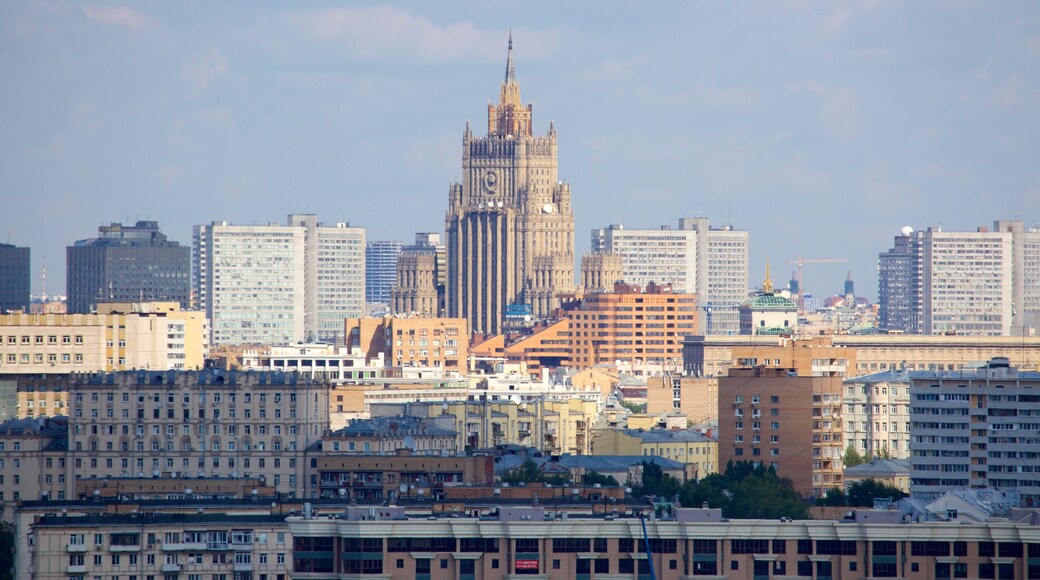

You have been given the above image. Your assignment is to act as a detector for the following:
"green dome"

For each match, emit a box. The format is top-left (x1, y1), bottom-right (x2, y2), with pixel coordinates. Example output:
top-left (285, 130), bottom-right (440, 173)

top-left (743, 292), bottom-right (797, 310)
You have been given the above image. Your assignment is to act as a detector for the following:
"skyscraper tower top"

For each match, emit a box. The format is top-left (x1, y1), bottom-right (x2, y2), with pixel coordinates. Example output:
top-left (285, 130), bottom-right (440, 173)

top-left (488, 33), bottom-right (532, 138)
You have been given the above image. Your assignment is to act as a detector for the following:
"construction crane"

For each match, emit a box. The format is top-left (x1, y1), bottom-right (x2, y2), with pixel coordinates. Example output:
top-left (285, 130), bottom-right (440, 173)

top-left (786, 257), bottom-right (848, 309)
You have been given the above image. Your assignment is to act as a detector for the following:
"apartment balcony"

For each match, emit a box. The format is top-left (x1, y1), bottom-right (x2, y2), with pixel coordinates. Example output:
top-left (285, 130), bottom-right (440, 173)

top-left (207, 542), bottom-right (229, 551)
top-left (231, 542), bottom-right (253, 551)
top-left (161, 563), bottom-right (182, 573)
top-left (66, 544), bottom-right (87, 553)
top-left (110, 545), bottom-right (140, 552)
top-left (163, 542), bottom-right (207, 552)
top-left (234, 563), bottom-right (254, 572)
top-left (67, 565), bottom-right (87, 574)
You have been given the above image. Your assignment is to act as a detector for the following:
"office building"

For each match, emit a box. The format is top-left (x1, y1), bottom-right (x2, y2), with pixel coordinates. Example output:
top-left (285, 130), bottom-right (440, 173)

top-left (193, 214), bottom-right (364, 345)
top-left (0, 302), bottom-right (205, 373)
top-left (592, 218), bottom-right (749, 334)
top-left (66, 221), bottom-right (190, 313)
top-left (878, 223), bottom-right (1024, 336)
top-left (445, 36), bottom-right (575, 335)
top-left (365, 240), bottom-right (403, 306)
top-left (719, 366), bottom-right (845, 498)
top-left (909, 357), bottom-right (1040, 503)
top-left (0, 243), bottom-right (30, 313)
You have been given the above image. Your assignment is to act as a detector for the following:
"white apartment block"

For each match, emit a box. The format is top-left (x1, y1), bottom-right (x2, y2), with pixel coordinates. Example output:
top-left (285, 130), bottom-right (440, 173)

top-left (592, 218), bottom-right (748, 335)
top-left (842, 371), bottom-right (911, 460)
top-left (922, 228), bottom-right (1012, 336)
top-left (194, 215), bottom-right (364, 346)
top-left (909, 357), bottom-right (1040, 503)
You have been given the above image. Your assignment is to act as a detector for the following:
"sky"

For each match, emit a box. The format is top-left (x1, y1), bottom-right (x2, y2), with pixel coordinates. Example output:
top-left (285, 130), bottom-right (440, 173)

top-left (2, 1), bottom-right (1038, 301)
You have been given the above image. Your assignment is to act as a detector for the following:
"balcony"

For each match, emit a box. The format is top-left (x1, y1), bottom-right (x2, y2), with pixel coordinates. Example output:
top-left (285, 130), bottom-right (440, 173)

top-left (66, 544), bottom-right (87, 553)
top-left (231, 542), bottom-right (254, 551)
top-left (163, 542), bottom-right (207, 552)
top-left (233, 563), bottom-right (254, 572)
top-left (110, 545), bottom-right (140, 553)
top-left (207, 542), bottom-right (229, 551)
top-left (67, 565), bottom-right (87, 574)
top-left (161, 563), bottom-right (182, 572)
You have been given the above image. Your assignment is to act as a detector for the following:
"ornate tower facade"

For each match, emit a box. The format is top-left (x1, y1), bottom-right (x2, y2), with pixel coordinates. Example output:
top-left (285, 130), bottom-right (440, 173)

top-left (446, 36), bottom-right (575, 335)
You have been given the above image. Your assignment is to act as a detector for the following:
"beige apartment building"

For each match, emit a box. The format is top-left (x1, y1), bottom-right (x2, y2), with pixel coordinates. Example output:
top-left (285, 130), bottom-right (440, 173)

top-left (645, 375), bottom-right (719, 426)
top-left (0, 301), bottom-right (205, 373)
top-left (48, 370), bottom-right (326, 500)
top-left (0, 416), bottom-right (69, 521)
top-left (842, 370), bottom-right (912, 459)
top-left (345, 315), bottom-right (468, 370)
top-left (719, 366), bottom-right (845, 498)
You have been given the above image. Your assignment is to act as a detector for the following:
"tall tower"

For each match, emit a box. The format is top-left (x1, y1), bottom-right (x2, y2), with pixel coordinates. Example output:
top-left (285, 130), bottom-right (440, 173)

top-left (446, 35), bottom-right (575, 335)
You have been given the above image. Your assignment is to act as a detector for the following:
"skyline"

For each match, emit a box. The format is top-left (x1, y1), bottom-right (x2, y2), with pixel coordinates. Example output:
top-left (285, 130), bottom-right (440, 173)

top-left (2, 2), bottom-right (1039, 301)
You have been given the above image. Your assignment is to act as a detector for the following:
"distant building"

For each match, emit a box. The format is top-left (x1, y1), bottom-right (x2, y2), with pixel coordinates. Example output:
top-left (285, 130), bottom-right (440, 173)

top-left (590, 428), bottom-right (717, 479)
top-left (392, 233), bottom-right (445, 317)
top-left (365, 240), bottom-right (403, 306)
top-left (909, 357), bottom-right (1040, 503)
top-left (739, 267), bottom-right (798, 335)
top-left (66, 221), bottom-right (189, 313)
top-left (842, 370), bottom-right (911, 460)
top-left (591, 218), bottom-right (748, 335)
top-left (878, 222), bottom-right (1040, 336)
top-left (844, 458), bottom-right (911, 493)
top-left (193, 215), bottom-right (364, 345)
top-left (0, 243), bottom-right (30, 313)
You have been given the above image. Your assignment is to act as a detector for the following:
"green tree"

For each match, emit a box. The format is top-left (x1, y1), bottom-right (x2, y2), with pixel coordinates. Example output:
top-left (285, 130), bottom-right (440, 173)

top-left (632, 461), bottom-right (683, 499)
top-left (581, 471), bottom-right (619, 486)
top-left (619, 400), bottom-right (646, 414)
top-left (818, 487), bottom-right (847, 506)
top-left (678, 460), bottom-right (808, 519)
top-left (501, 458), bottom-right (543, 484)
top-left (846, 479), bottom-right (907, 507)
top-left (843, 445), bottom-right (866, 467)
top-left (0, 521), bottom-right (13, 580)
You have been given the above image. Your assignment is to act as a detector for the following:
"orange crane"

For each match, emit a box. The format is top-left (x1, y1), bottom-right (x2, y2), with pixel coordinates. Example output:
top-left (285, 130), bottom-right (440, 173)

top-left (786, 257), bottom-right (848, 309)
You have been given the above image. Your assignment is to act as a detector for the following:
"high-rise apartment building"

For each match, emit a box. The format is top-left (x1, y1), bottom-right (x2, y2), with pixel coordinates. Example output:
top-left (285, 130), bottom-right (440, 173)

top-left (66, 221), bottom-right (190, 313)
top-left (365, 240), bottom-right (403, 306)
top-left (841, 370), bottom-right (911, 460)
top-left (878, 222), bottom-right (1039, 336)
top-left (591, 218), bottom-right (748, 334)
top-left (909, 357), bottom-right (1040, 503)
top-left (718, 366), bottom-right (845, 498)
top-left (193, 215), bottom-right (364, 345)
top-left (0, 243), bottom-right (30, 313)
top-left (445, 36), bottom-right (575, 335)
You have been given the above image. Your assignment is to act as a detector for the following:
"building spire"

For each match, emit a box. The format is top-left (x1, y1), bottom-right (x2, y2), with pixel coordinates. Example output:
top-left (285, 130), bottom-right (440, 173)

top-left (763, 259), bottom-right (773, 293)
top-left (505, 29), bottom-right (516, 85)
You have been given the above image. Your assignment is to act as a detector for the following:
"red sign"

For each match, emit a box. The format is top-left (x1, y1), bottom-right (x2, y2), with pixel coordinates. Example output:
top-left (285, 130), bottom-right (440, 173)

top-left (515, 559), bottom-right (539, 571)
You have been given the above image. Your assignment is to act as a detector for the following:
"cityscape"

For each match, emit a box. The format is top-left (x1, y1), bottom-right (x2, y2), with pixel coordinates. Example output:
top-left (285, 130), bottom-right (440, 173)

top-left (2, 3), bottom-right (1040, 580)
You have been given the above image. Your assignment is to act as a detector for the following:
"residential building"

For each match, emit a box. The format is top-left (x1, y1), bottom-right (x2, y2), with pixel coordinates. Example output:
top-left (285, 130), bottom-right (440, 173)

top-left (320, 416), bottom-right (459, 456)
top-left (590, 428), bottom-right (717, 479)
top-left (591, 218), bottom-right (749, 335)
top-left (879, 223), bottom-right (1021, 336)
top-left (345, 315), bottom-right (468, 370)
top-left (844, 458), bottom-right (912, 493)
top-left (0, 416), bottom-right (68, 520)
top-left (446, 36), bottom-right (575, 335)
top-left (0, 302), bottom-right (205, 373)
top-left (365, 240), bottom-right (403, 306)
top-left (64, 370), bottom-right (328, 498)
top-left (909, 357), bottom-right (1040, 503)
top-left (645, 375), bottom-right (719, 426)
top-left (315, 452), bottom-right (494, 501)
top-left (288, 506), bottom-right (1040, 579)
top-left (563, 282), bottom-right (698, 371)
top-left (0, 243), bottom-right (30, 313)
top-left (194, 214), bottom-right (364, 345)
top-left (240, 343), bottom-right (384, 382)
top-left (719, 366), bottom-right (845, 498)
top-left (1, 373), bottom-right (74, 419)
top-left (66, 221), bottom-right (190, 313)
top-left (842, 370), bottom-right (912, 459)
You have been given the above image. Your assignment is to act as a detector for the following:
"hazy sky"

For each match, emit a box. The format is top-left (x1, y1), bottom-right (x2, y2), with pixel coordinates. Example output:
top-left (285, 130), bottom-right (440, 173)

top-left (2, 1), bottom-right (1038, 301)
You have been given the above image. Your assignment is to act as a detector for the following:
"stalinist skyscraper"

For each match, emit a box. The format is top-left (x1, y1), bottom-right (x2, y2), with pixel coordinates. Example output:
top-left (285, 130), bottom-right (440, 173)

top-left (446, 35), bottom-right (575, 335)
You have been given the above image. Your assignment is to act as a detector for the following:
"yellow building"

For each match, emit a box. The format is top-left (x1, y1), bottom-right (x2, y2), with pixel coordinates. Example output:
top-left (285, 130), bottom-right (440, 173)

top-left (591, 428), bottom-right (717, 480)
top-left (645, 375), bottom-right (719, 426)
top-left (370, 398), bottom-right (600, 456)
top-left (0, 302), bottom-right (205, 373)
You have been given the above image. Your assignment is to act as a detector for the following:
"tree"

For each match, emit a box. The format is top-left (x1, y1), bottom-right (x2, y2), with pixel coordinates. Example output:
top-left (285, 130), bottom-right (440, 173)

top-left (619, 400), bottom-right (646, 414)
top-left (581, 471), bottom-right (619, 486)
top-left (501, 458), bottom-right (543, 485)
top-left (0, 521), bottom-right (13, 580)
top-left (818, 487), bottom-right (847, 506)
top-left (678, 461), bottom-right (808, 520)
top-left (846, 479), bottom-right (907, 507)
top-left (843, 445), bottom-right (866, 467)
top-left (631, 461), bottom-right (682, 499)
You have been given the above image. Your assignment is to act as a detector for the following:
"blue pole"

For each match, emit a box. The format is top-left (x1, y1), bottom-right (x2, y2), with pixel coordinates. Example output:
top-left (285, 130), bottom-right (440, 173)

top-left (640, 511), bottom-right (657, 580)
